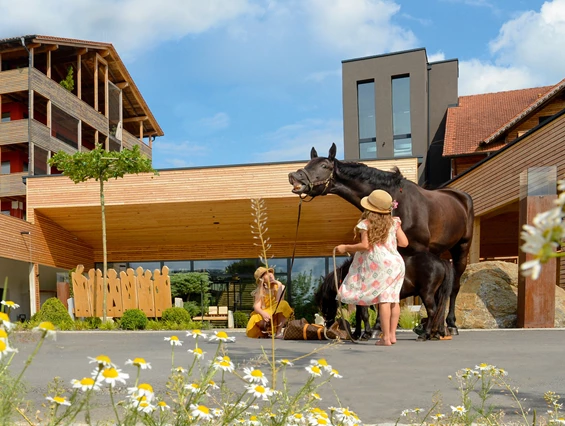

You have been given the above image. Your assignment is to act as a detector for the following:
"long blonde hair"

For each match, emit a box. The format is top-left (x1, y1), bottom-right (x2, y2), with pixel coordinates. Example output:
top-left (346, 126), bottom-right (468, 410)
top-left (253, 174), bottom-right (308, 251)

top-left (353, 210), bottom-right (394, 245)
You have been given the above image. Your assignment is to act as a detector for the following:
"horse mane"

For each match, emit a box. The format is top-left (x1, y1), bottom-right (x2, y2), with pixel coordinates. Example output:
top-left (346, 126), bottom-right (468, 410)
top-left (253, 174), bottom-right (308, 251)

top-left (337, 161), bottom-right (405, 189)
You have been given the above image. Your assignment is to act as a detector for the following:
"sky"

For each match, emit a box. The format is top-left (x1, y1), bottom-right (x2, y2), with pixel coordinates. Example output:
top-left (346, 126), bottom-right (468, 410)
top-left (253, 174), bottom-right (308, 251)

top-left (1, 0), bottom-right (563, 169)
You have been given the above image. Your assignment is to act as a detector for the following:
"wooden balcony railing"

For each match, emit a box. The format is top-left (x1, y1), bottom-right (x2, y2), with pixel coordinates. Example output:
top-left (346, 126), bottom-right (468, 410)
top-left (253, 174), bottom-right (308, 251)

top-left (30, 68), bottom-right (108, 134)
top-left (0, 119), bottom-right (28, 145)
top-left (0, 172), bottom-right (27, 197)
top-left (122, 129), bottom-right (152, 158)
top-left (0, 68), bottom-right (29, 94)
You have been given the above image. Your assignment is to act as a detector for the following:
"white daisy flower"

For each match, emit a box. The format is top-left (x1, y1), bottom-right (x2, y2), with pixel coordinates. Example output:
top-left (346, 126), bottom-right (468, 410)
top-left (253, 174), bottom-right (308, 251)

top-left (245, 383), bottom-right (273, 401)
top-left (157, 400), bottom-right (170, 411)
top-left (71, 377), bottom-right (101, 392)
top-left (33, 321), bottom-right (57, 339)
top-left (207, 380), bottom-right (219, 390)
top-left (185, 383), bottom-right (201, 394)
top-left (334, 407), bottom-right (359, 423)
top-left (290, 412), bottom-right (305, 424)
top-left (172, 366), bottom-right (187, 374)
top-left (0, 328), bottom-right (8, 340)
top-left (310, 393), bottom-right (322, 400)
top-left (188, 347), bottom-right (206, 358)
top-left (277, 359), bottom-right (294, 366)
top-left (1, 301), bottom-right (19, 310)
top-left (88, 354), bottom-right (116, 369)
top-left (451, 405), bottom-right (467, 415)
top-left (96, 367), bottom-right (129, 387)
top-left (187, 329), bottom-right (208, 339)
top-left (46, 396), bottom-right (71, 406)
top-left (209, 330), bottom-right (236, 342)
top-left (308, 415), bottom-right (330, 425)
top-left (329, 368), bottom-right (342, 378)
top-left (401, 409), bottom-right (413, 416)
top-left (247, 415), bottom-right (261, 425)
top-left (164, 336), bottom-right (183, 346)
top-left (0, 339), bottom-right (18, 361)
top-left (431, 413), bottom-right (445, 420)
top-left (475, 363), bottom-right (494, 371)
top-left (213, 356), bottom-right (235, 372)
top-left (310, 358), bottom-right (332, 372)
top-left (243, 367), bottom-right (268, 385)
top-left (125, 357), bottom-right (151, 369)
top-left (135, 400), bottom-right (155, 414)
top-left (128, 383), bottom-right (154, 401)
top-left (554, 417), bottom-right (565, 425)
top-left (212, 407), bottom-right (224, 417)
top-left (190, 404), bottom-right (213, 420)
top-left (413, 407), bottom-right (423, 414)
top-left (0, 313), bottom-right (15, 331)
top-left (305, 365), bottom-right (323, 377)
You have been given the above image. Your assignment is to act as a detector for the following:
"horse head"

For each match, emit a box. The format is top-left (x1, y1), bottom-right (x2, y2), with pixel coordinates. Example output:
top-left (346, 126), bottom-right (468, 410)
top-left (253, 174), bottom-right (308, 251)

top-left (288, 143), bottom-right (337, 197)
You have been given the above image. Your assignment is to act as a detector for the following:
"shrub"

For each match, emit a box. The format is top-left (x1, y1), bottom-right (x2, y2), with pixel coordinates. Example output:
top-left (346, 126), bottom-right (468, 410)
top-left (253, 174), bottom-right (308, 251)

top-left (85, 316), bottom-right (102, 328)
top-left (348, 307), bottom-right (377, 329)
top-left (233, 311), bottom-right (249, 328)
top-left (162, 307), bottom-right (191, 323)
top-left (184, 301), bottom-right (200, 317)
top-left (398, 306), bottom-right (421, 330)
top-left (99, 319), bottom-right (118, 330)
top-left (32, 297), bottom-right (73, 328)
top-left (120, 309), bottom-right (148, 330)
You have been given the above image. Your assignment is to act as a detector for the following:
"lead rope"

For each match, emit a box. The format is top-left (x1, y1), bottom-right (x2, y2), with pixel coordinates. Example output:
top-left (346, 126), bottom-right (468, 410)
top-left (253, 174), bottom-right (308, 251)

top-left (329, 247), bottom-right (358, 343)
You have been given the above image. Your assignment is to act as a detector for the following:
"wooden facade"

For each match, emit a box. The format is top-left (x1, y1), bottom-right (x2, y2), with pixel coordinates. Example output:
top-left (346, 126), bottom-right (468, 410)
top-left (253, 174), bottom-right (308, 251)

top-left (447, 111), bottom-right (565, 287)
top-left (23, 157), bottom-right (418, 266)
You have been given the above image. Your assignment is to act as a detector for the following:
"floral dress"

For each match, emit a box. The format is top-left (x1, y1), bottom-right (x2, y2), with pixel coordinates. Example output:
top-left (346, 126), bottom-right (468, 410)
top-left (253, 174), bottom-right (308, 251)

top-left (337, 217), bottom-right (405, 305)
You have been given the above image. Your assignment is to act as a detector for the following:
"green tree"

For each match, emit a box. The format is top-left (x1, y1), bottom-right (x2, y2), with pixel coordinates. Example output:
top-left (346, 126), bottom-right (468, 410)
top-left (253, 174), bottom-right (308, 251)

top-left (170, 272), bottom-right (210, 315)
top-left (48, 143), bottom-right (157, 321)
top-left (291, 270), bottom-right (320, 323)
top-left (60, 66), bottom-right (74, 92)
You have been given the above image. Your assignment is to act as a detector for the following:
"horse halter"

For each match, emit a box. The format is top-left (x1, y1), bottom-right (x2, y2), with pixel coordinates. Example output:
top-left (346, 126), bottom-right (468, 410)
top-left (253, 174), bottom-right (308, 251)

top-left (296, 165), bottom-right (334, 200)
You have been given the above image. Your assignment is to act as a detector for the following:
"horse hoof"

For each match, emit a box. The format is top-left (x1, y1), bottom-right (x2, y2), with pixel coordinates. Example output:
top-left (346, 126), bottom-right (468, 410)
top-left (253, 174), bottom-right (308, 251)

top-left (416, 335), bottom-right (428, 342)
top-left (359, 332), bottom-right (372, 341)
top-left (448, 327), bottom-right (459, 336)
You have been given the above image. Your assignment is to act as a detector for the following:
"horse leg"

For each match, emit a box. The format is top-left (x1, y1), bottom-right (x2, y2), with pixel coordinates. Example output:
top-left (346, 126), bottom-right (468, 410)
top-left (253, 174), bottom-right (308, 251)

top-left (447, 243), bottom-right (470, 335)
top-left (418, 292), bottom-right (436, 341)
top-left (352, 307), bottom-right (362, 340)
top-left (360, 306), bottom-right (372, 341)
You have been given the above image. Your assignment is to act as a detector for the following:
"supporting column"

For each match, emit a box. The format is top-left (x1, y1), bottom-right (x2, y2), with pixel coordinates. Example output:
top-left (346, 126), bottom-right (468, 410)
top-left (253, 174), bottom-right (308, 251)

top-left (517, 167), bottom-right (557, 328)
top-left (469, 217), bottom-right (481, 264)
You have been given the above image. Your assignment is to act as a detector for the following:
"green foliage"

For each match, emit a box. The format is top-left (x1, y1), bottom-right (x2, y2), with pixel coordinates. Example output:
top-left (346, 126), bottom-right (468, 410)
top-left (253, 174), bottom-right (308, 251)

top-left (48, 143), bottom-right (156, 184)
top-left (291, 271), bottom-right (320, 323)
top-left (348, 307), bottom-right (377, 330)
top-left (170, 272), bottom-right (210, 315)
top-left (398, 306), bottom-right (421, 330)
top-left (120, 309), bottom-right (148, 330)
top-left (162, 307), bottom-right (191, 323)
top-left (85, 316), bottom-right (102, 328)
top-left (32, 297), bottom-right (73, 328)
top-left (225, 259), bottom-right (256, 275)
top-left (233, 311), bottom-right (249, 328)
top-left (184, 301), bottom-right (200, 318)
top-left (99, 319), bottom-right (118, 330)
top-left (59, 66), bottom-right (74, 92)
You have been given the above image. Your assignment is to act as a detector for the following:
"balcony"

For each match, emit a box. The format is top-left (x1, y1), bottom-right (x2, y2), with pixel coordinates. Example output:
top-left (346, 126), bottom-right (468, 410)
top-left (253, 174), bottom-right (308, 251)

top-left (122, 129), bottom-right (151, 158)
top-left (0, 172), bottom-right (27, 197)
top-left (0, 119), bottom-right (77, 154)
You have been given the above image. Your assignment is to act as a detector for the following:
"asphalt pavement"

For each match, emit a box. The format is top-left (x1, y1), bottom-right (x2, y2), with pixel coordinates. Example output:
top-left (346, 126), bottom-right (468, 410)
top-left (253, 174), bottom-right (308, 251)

top-left (7, 328), bottom-right (565, 424)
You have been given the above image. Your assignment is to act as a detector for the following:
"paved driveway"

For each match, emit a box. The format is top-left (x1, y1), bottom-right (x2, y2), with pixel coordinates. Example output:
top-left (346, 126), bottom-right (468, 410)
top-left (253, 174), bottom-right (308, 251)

top-left (9, 329), bottom-right (565, 424)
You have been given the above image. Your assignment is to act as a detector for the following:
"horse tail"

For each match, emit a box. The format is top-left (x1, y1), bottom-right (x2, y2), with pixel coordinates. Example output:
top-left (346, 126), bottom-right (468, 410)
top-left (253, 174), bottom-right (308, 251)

top-left (434, 259), bottom-right (454, 334)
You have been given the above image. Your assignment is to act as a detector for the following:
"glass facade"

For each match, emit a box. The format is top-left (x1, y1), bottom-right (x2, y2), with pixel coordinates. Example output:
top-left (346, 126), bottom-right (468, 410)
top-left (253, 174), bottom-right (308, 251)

top-left (357, 81), bottom-right (377, 159)
top-left (98, 256), bottom-right (340, 318)
top-left (392, 76), bottom-right (412, 157)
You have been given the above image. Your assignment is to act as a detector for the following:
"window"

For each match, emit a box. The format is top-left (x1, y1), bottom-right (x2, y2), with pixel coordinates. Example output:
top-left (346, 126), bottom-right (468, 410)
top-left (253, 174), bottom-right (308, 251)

top-left (1, 161), bottom-right (10, 174)
top-left (392, 76), bottom-right (412, 157)
top-left (34, 146), bottom-right (48, 175)
top-left (1, 112), bottom-right (10, 122)
top-left (357, 81), bottom-right (376, 159)
top-left (1, 211), bottom-right (10, 216)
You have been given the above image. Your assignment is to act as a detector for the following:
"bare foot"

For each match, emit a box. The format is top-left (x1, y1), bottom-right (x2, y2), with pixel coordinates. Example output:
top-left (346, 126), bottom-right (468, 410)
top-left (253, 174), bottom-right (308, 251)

top-left (390, 337), bottom-right (396, 344)
top-left (375, 339), bottom-right (392, 346)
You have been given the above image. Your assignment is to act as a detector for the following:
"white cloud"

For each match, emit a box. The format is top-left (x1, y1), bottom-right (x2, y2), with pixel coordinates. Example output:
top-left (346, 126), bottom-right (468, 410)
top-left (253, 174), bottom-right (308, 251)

top-left (458, 60), bottom-right (534, 95)
top-left (457, 0), bottom-right (565, 95)
top-left (305, 68), bottom-right (342, 83)
top-left (199, 112), bottom-right (230, 130)
top-left (153, 139), bottom-right (208, 168)
top-left (0, 0), bottom-right (256, 58)
top-left (427, 51), bottom-right (446, 63)
top-left (304, 0), bottom-right (417, 57)
top-left (255, 119), bottom-right (343, 163)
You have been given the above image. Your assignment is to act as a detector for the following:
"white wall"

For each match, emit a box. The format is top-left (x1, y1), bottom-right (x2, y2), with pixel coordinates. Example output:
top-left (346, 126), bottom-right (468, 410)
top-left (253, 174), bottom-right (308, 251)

top-left (0, 258), bottom-right (30, 320)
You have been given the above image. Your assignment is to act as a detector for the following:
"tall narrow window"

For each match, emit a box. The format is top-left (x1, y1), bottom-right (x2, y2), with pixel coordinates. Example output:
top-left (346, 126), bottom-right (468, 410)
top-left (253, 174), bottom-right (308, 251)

top-left (357, 81), bottom-right (376, 159)
top-left (1, 161), bottom-right (10, 174)
top-left (392, 76), bottom-right (411, 157)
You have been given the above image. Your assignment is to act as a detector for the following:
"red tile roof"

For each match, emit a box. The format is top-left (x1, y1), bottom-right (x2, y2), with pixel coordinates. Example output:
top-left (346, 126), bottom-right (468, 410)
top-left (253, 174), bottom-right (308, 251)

top-left (443, 85), bottom-right (554, 157)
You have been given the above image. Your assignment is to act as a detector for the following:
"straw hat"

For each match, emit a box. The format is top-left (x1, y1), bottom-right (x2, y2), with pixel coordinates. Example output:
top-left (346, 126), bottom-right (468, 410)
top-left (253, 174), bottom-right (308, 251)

top-left (254, 266), bottom-right (274, 284)
top-left (360, 189), bottom-right (394, 214)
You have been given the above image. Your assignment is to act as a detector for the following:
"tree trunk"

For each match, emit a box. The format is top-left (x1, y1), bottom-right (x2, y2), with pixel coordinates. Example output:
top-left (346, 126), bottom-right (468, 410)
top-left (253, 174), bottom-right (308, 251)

top-left (100, 178), bottom-right (108, 322)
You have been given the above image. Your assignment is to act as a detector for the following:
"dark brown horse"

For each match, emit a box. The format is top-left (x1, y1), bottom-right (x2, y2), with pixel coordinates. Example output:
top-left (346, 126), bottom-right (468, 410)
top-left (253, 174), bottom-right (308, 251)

top-left (315, 252), bottom-right (454, 340)
top-left (289, 143), bottom-right (474, 333)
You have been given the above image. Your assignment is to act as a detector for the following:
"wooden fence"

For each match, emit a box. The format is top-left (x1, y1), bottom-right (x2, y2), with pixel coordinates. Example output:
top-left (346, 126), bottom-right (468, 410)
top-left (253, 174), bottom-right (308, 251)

top-left (71, 265), bottom-right (172, 318)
